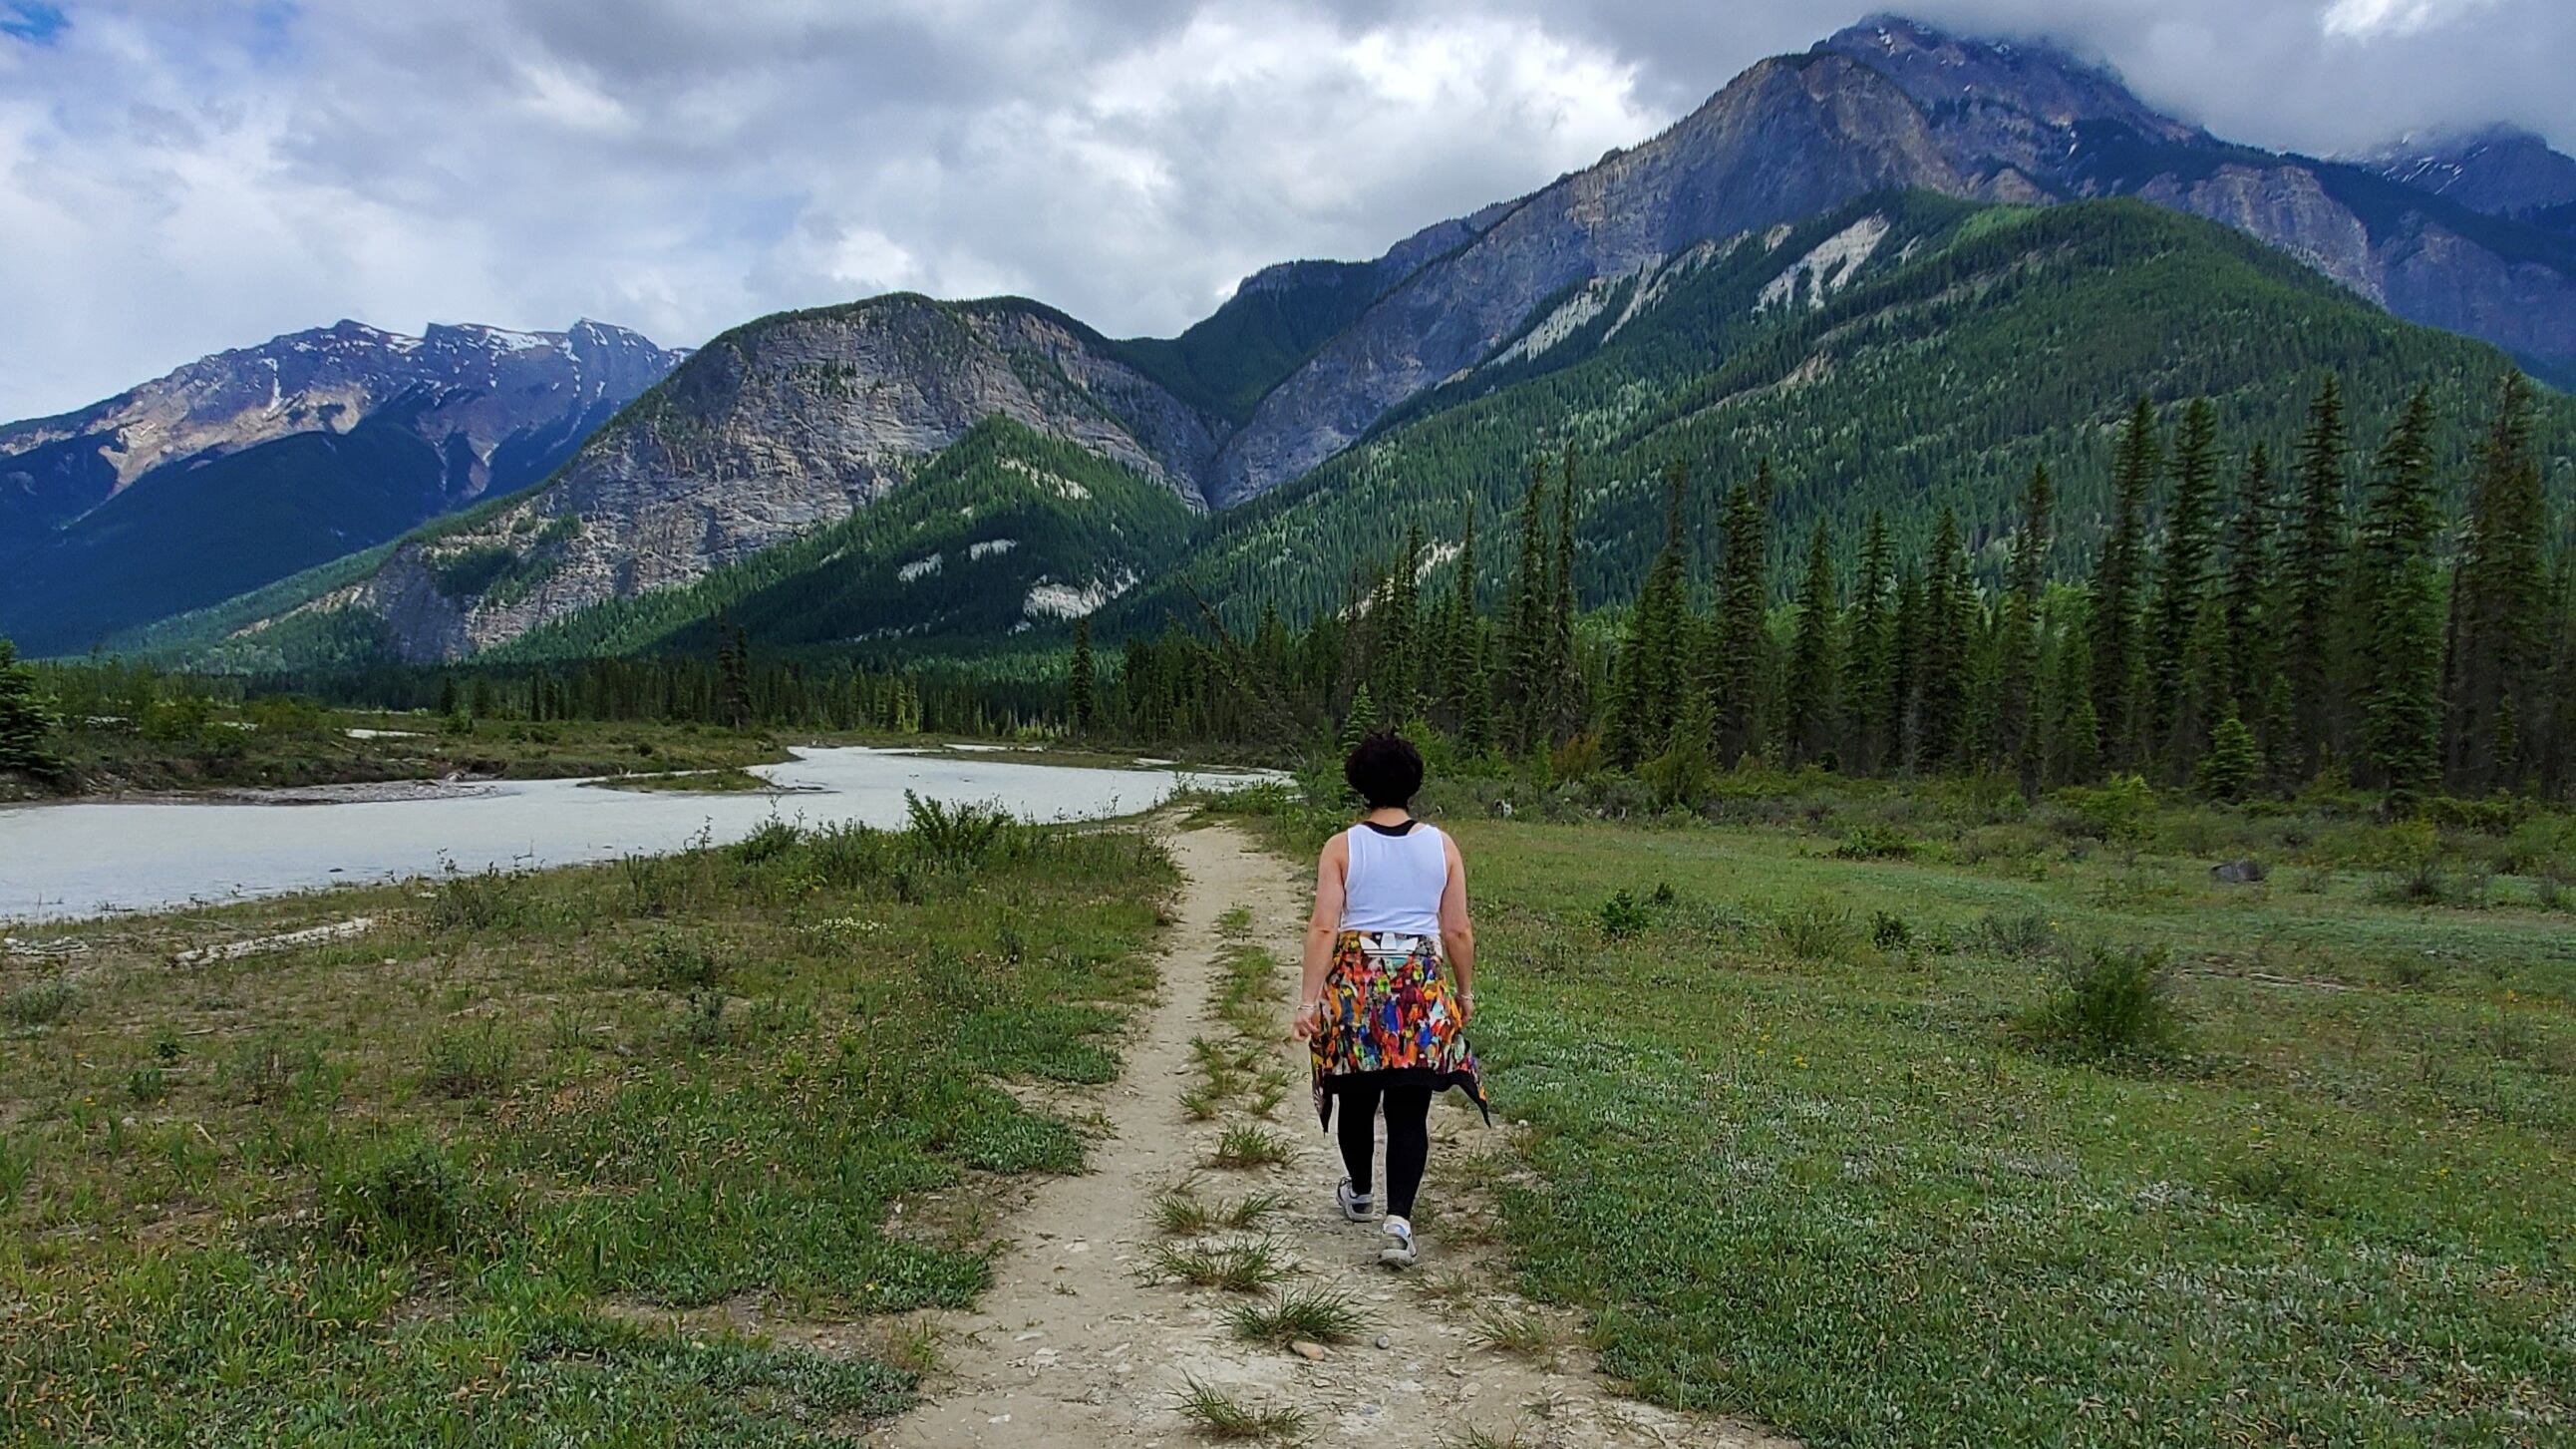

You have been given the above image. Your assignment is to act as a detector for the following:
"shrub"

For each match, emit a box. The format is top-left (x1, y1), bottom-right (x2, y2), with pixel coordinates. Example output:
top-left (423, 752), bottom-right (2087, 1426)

top-left (2057, 775), bottom-right (2157, 844)
top-left (904, 791), bottom-right (1015, 866)
top-left (3, 976), bottom-right (76, 1027)
top-left (1596, 890), bottom-right (1653, 941)
top-left (1833, 824), bottom-right (1919, 861)
top-left (1869, 909), bottom-right (1914, 951)
top-left (2014, 944), bottom-right (2185, 1061)
top-left (427, 867), bottom-right (529, 932)
top-left (1969, 909), bottom-right (2056, 957)
top-left (222, 1030), bottom-right (323, 1105)
top-left (729, 818), bottom-right (804, 866)
top-left (1771, 903), bottom-right (1858, 963)
top-left (626, 932), bottom-right (723, 991)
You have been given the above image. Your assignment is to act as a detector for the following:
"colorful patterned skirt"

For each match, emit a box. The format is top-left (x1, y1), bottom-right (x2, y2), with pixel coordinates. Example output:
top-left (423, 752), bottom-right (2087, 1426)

top-left (1310, 929), bottom-right (1487, 1130)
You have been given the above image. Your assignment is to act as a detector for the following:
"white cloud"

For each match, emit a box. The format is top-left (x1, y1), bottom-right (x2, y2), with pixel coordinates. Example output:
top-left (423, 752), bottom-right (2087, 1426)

top-left (2320, 0), bottom-right (2504, 40)
top-left (0, 0), bottom-right (2570, 422)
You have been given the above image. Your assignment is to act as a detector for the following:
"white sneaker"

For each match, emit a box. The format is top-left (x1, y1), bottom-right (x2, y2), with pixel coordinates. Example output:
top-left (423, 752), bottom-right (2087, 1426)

top-left (1336, 1178), bottom-right (1375, 1222)
top-left (1378, 1215), bottom-right (1418, 1268)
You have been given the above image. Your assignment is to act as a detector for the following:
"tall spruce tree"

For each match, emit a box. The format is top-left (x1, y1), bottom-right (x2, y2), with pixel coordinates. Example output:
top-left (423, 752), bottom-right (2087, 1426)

top-left (1918, 508), bottom-right (1973, 770)
top-left (2444, 371), bottom-right (2547, 792)
top-left (1551, 443), bottom-right (1584, 739)
top-left (1997, 464), bottom-right (2055, 790)
top-left (2153, 398), bottom-right (2221, 773)
top-left (1890, 563), bottom-right (1927, 772)
top-left (1506, 461), bottom-right (1553, 752)
top-left (2218, 443), bottom-right (2276, 726)
top-left (2053, 602), bottom-right (2102, 784)
top-left (2090, 396), bottom-right (2158, 769)
top-left (2356, 388), bottom-right (2444, 809)
top-left (0, 639), bottom-right (66, 781)
top-left (2288, 375), bottom-right (2351, 777)
top-left (1067, 618), bottom-right (1098, 733)
top-left (1442, 502), bottom-right (1482, 731)
top-left (1607, 462), bottom-right (1693, 768)
top-left (1785, 518), bottom-right (1840, 766)
top-left (1848, 512), bottom-right (1897, 774)
top-left (1711, 464), bottom-right (1771, 764)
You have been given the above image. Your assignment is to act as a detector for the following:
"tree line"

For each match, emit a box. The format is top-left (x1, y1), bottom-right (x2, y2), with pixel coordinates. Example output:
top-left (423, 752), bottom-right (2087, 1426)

top-left (1084, 372), bottom-right (2576, 809)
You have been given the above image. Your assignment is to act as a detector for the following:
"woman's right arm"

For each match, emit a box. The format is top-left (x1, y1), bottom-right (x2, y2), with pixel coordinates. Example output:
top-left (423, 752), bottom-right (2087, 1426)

top-left (1293, 834), bottom-right (1348, 1039)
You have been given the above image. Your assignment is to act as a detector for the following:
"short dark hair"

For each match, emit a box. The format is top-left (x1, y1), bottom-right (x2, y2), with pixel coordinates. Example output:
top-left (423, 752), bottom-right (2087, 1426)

top-left (1344, 730), bottom-right (1424, 810)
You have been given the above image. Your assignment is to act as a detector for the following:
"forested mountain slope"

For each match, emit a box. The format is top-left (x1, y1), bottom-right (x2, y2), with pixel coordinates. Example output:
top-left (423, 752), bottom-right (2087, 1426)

top-left (1119, 195), bottom-right (2574, 636)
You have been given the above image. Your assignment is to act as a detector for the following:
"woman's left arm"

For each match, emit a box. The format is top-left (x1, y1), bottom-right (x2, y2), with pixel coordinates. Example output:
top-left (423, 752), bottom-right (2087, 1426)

top-left (1438, 835), bottom-right (1474, 1023)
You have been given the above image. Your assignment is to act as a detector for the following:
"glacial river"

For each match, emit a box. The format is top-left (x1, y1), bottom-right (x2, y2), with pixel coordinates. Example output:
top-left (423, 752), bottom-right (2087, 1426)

top-left (0, 747), bottom-right (1267, 921)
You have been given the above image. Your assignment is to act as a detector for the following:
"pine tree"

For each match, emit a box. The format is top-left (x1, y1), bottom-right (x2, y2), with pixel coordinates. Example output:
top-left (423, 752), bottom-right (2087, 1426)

top-left (2217, 443), bottom-right (2276, 726)
top-left (1341, 683), bottom-right (1379, 753)
top-left (1785, 518), bottom-right (1841, 766)
top-left (2288, 375), bottom-right (2351, 777)
top-left (1442, 502), bottom-right (1481, 728)
top-left (1997, 464), bottom-right (2054, 791)
top-left (2052, 606), bottom-right (2101, 785)
top-left (1643, 685), bottom-right (1717, 808)
top-left (1067, 618), bottom-right (1098, 733)
top-left (2444, 371), bottom-right (2547, 792)
top-left (1606, 462), bottom-right (1692, 768)
top-left (2091, 396), bottom-right (2157, 769)
top-left (0, 639), bottom-right (66, 780)
top-left (2356, 388), bottom-right (2444, 809)
top-left (1917, 508), bottom-right (1973, 770)
top-left (2153, 398), bottom-right (2220, 772)
top-left (2198, 707), bottom-right (2260, 801)
top-left (1847, 512), bottom-right (1897, 775)
top-left (1373, 524), bottom-right (1425, 721)
top-left (1890, 563), bottom-right (1926, 772)
top-left (1711, 465), bottom-right (1771, 765)
top-left (1550, 443), bottom-right (1584, 738)
top-left (1506, 462), bottom-right (1553, 752)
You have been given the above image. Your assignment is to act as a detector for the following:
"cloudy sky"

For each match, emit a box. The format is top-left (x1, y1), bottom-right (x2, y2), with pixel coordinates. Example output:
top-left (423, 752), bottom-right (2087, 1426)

top-left (2, 0), bottom-right (2569, 420)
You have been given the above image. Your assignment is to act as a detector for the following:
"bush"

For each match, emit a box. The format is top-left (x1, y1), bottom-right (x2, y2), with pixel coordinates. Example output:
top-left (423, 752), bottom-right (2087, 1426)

top-left (904, 791), bottom-right (1016, 866)
top-left (1771, 903), bottom-right (1858, 962)
top-left (427, 867), bottom-right (530, 932)
top-left (2057, 775), bottom-right (2157, 844)
top-left (1596, 889), bottom-right (1654, 940)
top-left (2014, 944), bottom-right (2186, 1062)
top-left (1969, 909), bottom-right (2057, 958)
top-left (626, 932), bottom-right (723, 991)
top-left (1869, 909), bottom-right (1914, 951)
top-left (729, 818), bottom-right (804, 865)
top-left (3, 976), bottom-right (76, 1027)
top-left (1832, 824), bottom-right (1919, 861)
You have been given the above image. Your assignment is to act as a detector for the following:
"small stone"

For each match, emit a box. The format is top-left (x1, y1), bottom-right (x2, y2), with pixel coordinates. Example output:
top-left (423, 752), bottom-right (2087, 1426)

top-left (1291, 1339), bottom-right (1329, 1361)
top-left (1374, 1334), bottom-right (1392, 1349)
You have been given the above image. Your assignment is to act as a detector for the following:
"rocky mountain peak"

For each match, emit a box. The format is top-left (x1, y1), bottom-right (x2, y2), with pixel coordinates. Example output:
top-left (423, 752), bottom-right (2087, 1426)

top-left (2364, 123), bottom-right (2576, 223)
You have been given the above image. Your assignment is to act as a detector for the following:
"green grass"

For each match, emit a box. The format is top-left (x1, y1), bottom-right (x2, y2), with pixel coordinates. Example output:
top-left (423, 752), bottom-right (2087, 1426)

top-left (1226, 1283), bottom-right (1373, 1346)
top-left (1451, 815), bottom-right (2576, 1447)
top-left (1143, 1237), bottom-right (1292, 1293)
top-left (1172, 1375), bottom-right (1311, 1441)
top-left (1153, 1185), bottom-right (1287, 1238)
top-left (1210, 1124), bottom-right (1293, 1170)
top-left (0, 811), bottom-right (1176, 1444)
top-left (1208, 775), bottom-right (2576, 1446)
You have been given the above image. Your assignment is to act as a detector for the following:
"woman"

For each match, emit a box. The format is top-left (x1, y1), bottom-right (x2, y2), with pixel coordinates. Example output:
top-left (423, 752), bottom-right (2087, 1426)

top-left (1292, 731), bottom-right (1486, 1268)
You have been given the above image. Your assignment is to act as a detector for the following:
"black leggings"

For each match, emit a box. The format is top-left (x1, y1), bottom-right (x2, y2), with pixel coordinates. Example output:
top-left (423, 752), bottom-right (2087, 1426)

top-left (1336, 1079), bottom-right (1434, 1219)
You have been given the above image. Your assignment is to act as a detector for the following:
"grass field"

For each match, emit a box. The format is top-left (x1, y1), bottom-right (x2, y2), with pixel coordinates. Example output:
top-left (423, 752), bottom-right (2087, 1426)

top-left (1221, 776), bottom-right (2576, 1446)
top-left (0, 807), bottom-right (1175, 1445)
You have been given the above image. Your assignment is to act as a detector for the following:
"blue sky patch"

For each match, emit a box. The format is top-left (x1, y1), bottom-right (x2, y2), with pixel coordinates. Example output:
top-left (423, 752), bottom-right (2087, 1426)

top-left (2, 2), bottom-right (68, 45)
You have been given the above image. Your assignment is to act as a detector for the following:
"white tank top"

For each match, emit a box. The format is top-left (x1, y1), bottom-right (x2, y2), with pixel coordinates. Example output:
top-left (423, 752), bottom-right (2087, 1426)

top-left (1340, 822), bottom-right (1449, 937)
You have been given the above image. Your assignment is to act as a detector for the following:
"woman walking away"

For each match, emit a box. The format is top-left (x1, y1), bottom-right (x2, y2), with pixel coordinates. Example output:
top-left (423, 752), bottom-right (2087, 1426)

top-left (1293, 731), bottom-right (1486, 1268)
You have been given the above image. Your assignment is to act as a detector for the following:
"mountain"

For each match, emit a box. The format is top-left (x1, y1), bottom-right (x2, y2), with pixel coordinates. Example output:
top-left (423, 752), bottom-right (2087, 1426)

top-left (0, 319), bottom-right (682, 653)
top-left (1808, 16), bottom-right (2576, 375)
top-left (121, 13), bottom-right (2576, 669)
top-left (2365, 124), bottom-right (2576, 235)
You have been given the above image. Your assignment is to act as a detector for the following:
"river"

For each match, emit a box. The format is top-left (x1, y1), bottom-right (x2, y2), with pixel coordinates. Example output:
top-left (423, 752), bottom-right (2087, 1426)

top-left (0, 747), bottom-right (1270, 921)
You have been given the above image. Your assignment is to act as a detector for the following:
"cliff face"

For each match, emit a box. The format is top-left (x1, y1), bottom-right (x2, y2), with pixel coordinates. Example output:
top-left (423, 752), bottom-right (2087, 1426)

top-left (1209, 52), bottom-right (1964, 504)
top-left (305, 295), bottom-right (1220, 659)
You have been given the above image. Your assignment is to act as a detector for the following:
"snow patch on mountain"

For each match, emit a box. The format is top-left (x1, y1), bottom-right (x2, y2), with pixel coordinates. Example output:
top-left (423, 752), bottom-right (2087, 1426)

top-left (968, 538), bottom-right (1018, 560)
top-left (897, 552), bottom-right (943, 582)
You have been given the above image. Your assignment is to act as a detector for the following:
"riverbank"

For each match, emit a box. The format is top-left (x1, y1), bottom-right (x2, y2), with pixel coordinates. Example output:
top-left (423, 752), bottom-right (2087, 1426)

top-left (0, 808), bottom-right (1180, 1443)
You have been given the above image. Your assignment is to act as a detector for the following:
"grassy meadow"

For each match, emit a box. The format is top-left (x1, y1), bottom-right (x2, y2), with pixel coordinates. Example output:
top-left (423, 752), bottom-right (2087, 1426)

top-left (0, 805), bottom-right (1175, 1445)
top-left (1221, 775), bottom-right (2576, 1446)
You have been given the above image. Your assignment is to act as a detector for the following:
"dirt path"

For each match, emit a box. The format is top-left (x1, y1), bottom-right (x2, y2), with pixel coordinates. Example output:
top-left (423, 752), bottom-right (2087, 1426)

top-left (879, 822), bottom-right (1793, 1448)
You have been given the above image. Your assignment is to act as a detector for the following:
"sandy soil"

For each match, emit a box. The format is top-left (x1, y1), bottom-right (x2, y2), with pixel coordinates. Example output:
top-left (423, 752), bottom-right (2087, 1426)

top-left (876, 821), bottom-right (1796, 1449)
